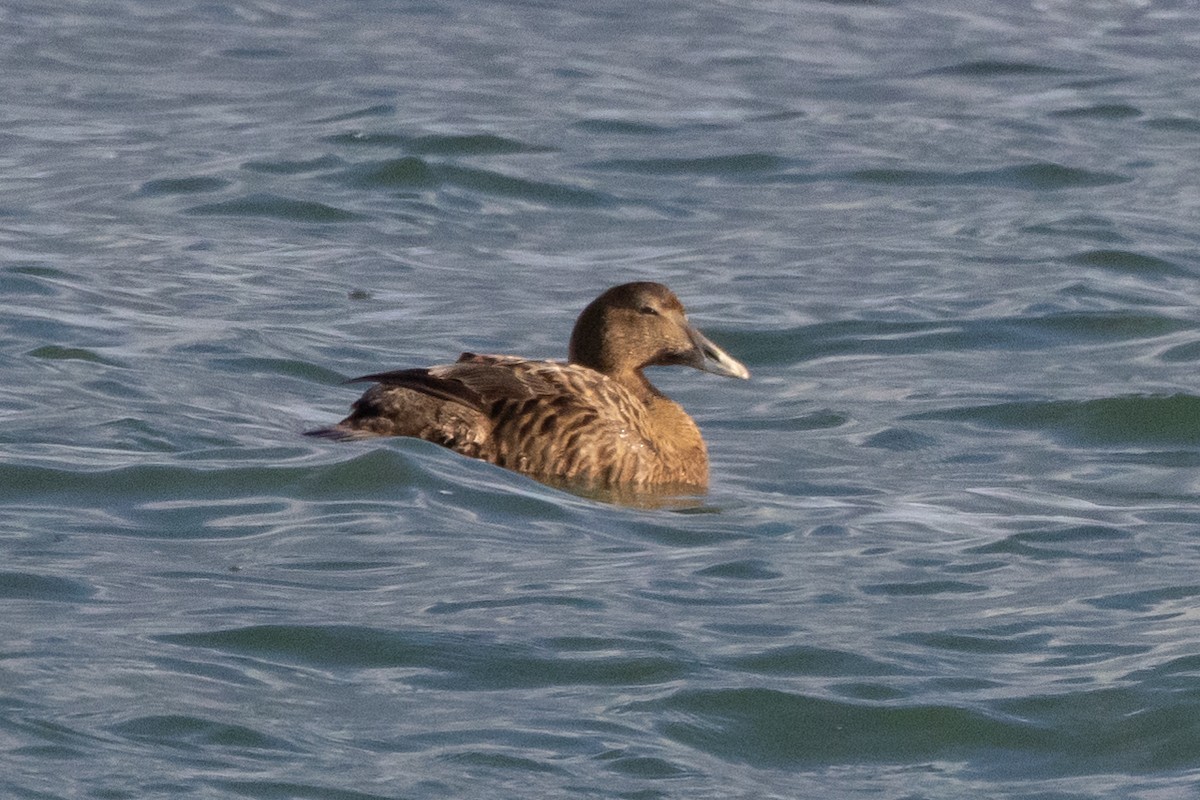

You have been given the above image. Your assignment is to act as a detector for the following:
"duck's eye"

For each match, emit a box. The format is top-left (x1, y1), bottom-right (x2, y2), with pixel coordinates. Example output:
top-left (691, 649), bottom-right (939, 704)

top-left (639, 305), bottom-right (658, 316)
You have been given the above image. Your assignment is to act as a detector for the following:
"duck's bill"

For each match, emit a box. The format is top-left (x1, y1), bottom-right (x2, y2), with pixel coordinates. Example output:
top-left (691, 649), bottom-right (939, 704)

top-left (686, 326), bottom-right (751, 380)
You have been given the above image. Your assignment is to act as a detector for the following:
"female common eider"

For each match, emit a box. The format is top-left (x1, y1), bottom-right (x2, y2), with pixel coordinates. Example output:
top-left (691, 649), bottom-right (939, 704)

top-left (307, 282), bottom-right (749, 492)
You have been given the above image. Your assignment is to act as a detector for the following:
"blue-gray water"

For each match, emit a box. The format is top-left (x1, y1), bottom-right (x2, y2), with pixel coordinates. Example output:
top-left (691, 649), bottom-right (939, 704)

top-left (5, 1), bottom-right (1200, 797)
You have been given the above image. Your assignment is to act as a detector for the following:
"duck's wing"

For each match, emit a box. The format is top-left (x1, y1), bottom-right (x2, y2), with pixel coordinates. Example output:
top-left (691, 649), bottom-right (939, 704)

top-left (349, 353), bottom-right (560, 413)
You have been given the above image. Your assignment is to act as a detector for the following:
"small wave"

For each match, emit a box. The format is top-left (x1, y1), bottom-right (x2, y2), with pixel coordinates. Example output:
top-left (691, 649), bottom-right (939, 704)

top-left (137, 176), bottom-right (230, 196)
top-left (338, 156), bottom-right (438, 189)
top-left (769, 311), bottom-right (1185, 365)
top-left (722, 644), bottom-right (903, 677)
top-left (185, 193), bottom-right (365, 222)
top-left (331, 157), bottom-right (616, 208)
top-left (643, 683), bottom-right (1200, 775)
top-left (572, 118), bottom-right (673, 136)
top-left (408, 133), bottom-right (554, 156)
top-left (109, 714), bottom-right (297, 752)
top-left (1067, 249), bottom-right (1191, 278)
top-left (324, 130), bottom-right (549, 156)
top-left (1144, 116), bottom-right (1200, 135)
top-left (862, 427), bottom-right (937, 451)
top-left (219, 47), bottom-right (288, 60)
top-left (1022, 214), bottom-right (1130, 244)
top-left (925, 60), bottom-right (1071, 78)
top-left (0, 571), bottom-right (93, 602)
top-left (909, 394), bottom-right (1200, 447)
top-left (693, 559), bottom-right (782, 581)
top-left (642, 687), bottom-right (1043, 768)
top-left (585, 153), bottom-right (789, 177)
top-left (158, 624), bottom-right (689, 689)
top-left (1049, 103), bottom-right (1142, 120)
top-left (848, 162), bottom-right (1129, 190)
top-left (862, 580), bottom-right (987, 596)
top-left (28, 345), bottom-right (121, 365)
top-left (969, 524), bottom-right (1136, 562)
top-left (312, 104), bottom-right (395, 124)
top-left (241, 154), bottom-right (343, 175)
top-left (1084, 584), bottom-right (1200, 613)
top-left (438, 165), bottom-right (614, 208)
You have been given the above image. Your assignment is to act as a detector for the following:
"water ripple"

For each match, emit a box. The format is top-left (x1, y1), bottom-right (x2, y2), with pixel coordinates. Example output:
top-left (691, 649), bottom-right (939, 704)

top-left (184, 193), bottom-right (365, 222)
top-left (642, 683), bottom-right (1200, 776)
top-left (847, 162), bottom-right (1129, 190)
top-left (910, 394), bottom-right (1200, 447)
top-left (157, 625), bottom-right (690, 690)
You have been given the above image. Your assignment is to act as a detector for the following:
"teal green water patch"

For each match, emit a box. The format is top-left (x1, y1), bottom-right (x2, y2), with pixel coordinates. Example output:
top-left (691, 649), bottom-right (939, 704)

top-left (338, 157), bottom-right (438, 189)
top-left (650, 684), bottom-right (1200, 776)
top-left (1022, 213), bottom-right (1130, 244)
top-left (760, 312), bottom-right (1186, 366)
top-left (437, 165), bottom-right (614, 208)
top-left (440, 750), bottom-right (566, 775)
top-left (184, 193), bottom-right (365, 222)
top-left (645, 687), bottom-right (1049, 769)
top-left (1049, 103), bottom-right (1142, 120)
top-left (0, 448), bottom-right (430, 519)
top-left (909, 394), bottom-right (1200, 447)
top-left (109, 714), bottom-right (297, 752)
top-left (584, 153), bottom-right (789, 177)
top-left (241, 154), bottom-right (344, 175)
top-left (693, 559), bottom-right (781, 581)
top-left (425, 595), bottom-right (604, 614)
top-left (313, 104), bottom-right (395, 124)
top-left (157, 625), bottom-right (689, 690)
top-left (323, 131), bottom-right (549, 156)
top-left (0, 265), bottom-right (65, 296)
top-left (596, 753), bottom-right (686, 779)
top-left (723, 645), bottom-right (903, 678)
top-left (1144, 116), bottom-right (1200, 134)
top-left (219, 46), bottom-right (288, 60)
top-left (995, 685), bottom-right (1200, 774)
top-left (1161, 340), bottom-right (1200, 362)
top-left (137, 176), bottom-right (229, 196)
top-left (572, 118), bottom-right (673, 135)
top-left (1066, 249), bottom-right (1190, 278)
top-left (208, 780), bottom-right (393, 800)
top-left (925, 60), bottom-right (1071, 77)
top-left (861, 580), bottom-right (986, 597)
top-left (1036, 643), bottom-right (1152, 668)
top-left (895, 630), bottom-right (1052, 656)
top-left (0, 571), bottom-right (93, 602)
top-left (968, 524), bottom-right (1137, 562)
top-left (862, 427), bottom-right (937, 451)
top-left (1083, 584), bottom-right (1200, 612)
top-left (408, 133), bottom-right (554, 156)
top-left (848, 162), bottom-right (1129, 190)
top-left (27, 345), bottom-right (121, 365)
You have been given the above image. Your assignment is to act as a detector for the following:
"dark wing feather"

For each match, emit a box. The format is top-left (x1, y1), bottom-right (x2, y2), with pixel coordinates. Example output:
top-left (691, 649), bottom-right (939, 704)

top-left (347, 356), bottom-right (562, 414)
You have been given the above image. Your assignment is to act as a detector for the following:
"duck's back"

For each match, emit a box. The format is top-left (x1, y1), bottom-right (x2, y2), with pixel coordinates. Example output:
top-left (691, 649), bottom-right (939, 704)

top-left (311, 353), bottom-right (708, 489)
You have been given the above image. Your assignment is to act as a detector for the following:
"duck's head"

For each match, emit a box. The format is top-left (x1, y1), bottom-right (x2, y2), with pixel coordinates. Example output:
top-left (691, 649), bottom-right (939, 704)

top-left (568, 282), bottom-right (750, 383)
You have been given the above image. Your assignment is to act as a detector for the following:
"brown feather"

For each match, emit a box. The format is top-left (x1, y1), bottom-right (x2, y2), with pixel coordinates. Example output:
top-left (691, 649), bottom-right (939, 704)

top-left (306, 282), bottom-right (749, 494)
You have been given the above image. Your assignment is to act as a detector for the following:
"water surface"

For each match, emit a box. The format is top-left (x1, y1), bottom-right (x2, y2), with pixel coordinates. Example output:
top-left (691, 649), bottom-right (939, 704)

top-left (4, 1), bottom-right (1200, 797)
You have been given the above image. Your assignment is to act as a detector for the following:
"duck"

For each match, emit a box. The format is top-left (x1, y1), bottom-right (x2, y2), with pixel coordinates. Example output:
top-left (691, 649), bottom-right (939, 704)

top-left (306, 281), bottom-right (750, 493)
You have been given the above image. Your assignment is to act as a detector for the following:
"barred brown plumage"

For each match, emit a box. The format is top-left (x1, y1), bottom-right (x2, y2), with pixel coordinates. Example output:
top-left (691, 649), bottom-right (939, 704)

top-left (306, 282), bottom-right (749, 494)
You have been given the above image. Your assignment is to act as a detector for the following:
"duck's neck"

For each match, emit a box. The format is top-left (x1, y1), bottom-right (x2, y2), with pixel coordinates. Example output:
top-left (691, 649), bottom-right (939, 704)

top-left (611, 367), bottom-right (661, 404)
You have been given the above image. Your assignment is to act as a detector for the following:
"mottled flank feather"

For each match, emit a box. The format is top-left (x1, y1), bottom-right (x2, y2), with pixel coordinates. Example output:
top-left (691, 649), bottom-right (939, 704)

top-left (306, 282), bottom-right (749, 493)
